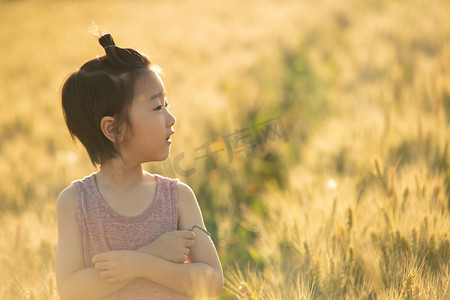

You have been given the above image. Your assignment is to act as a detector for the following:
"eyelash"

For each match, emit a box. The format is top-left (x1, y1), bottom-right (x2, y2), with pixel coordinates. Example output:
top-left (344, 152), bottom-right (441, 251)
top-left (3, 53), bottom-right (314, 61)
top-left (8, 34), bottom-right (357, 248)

top-left (155, 102), bottom-right (170, 111)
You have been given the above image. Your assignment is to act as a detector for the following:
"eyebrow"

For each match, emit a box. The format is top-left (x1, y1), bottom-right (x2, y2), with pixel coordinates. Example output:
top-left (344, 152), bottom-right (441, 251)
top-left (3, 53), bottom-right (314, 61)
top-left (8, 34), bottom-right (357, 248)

top-left (150, 91), bottom-right (166, 101)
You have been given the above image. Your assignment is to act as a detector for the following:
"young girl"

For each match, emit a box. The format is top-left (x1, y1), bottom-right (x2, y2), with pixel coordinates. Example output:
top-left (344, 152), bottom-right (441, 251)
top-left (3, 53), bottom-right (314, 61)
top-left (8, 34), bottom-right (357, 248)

top-left (55, 32), bottom-right (223, 299)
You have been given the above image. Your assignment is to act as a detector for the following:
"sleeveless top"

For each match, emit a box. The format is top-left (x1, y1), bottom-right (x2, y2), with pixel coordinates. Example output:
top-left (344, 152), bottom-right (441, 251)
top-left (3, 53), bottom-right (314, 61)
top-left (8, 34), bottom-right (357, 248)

top-left (72, 172), bottom-right (192, 300)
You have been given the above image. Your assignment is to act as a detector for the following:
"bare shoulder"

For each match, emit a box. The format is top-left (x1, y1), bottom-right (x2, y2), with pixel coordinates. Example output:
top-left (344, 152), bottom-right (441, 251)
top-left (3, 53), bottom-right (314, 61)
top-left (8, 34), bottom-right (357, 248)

top-left (177, 181), bottom-right (204, 229)
top-left (56, 185), bottom-right (77, 218)
top-left (177, 181), bottom-right (201, 209)
top-left (177, 181), bottom-right (195, 199)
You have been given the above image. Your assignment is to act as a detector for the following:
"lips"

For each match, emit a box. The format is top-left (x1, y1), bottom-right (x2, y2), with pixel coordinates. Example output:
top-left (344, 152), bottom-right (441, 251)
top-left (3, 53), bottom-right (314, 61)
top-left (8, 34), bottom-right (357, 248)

top-left (166, 131), bottom-right (175, 141)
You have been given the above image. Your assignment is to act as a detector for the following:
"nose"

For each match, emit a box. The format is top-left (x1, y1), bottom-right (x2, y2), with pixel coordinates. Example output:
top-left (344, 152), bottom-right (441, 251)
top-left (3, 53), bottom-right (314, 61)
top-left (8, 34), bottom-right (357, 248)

top-left (167, 110), bottom-right (176, 127)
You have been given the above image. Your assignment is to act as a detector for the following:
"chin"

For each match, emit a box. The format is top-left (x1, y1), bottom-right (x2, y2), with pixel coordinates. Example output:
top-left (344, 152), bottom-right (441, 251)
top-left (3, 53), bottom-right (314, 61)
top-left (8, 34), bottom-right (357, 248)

top-left (157, 151), bottom-right (171, 162)
top-left (143, 152), bottom-right (170, 164)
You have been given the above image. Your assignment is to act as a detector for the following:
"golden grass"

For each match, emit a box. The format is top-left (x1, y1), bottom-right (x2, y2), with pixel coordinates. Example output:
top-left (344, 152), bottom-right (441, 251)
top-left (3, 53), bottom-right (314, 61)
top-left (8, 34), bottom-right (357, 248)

top-left (0, 0), bottom-right (449, 299)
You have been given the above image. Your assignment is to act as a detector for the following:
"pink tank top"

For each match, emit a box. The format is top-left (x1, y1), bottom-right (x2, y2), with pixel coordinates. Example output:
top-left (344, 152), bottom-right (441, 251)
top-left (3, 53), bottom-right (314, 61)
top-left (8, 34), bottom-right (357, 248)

top-left (72, 172), bottom-right (192, 300)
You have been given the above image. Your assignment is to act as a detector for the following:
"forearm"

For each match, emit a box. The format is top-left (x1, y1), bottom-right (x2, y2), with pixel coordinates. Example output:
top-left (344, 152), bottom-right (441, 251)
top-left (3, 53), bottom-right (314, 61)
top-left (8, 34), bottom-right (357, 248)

top-left (58, 267), bottom-right (131, 300)
top-left (139, 255), bottom-right (223, 297)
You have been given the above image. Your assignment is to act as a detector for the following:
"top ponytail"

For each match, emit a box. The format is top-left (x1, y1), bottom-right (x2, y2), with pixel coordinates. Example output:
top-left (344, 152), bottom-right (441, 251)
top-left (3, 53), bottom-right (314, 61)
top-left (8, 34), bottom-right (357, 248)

top-left (90, 33), bottom-right (151, 72)
top-left (99, 33), bottom-right (116, 49)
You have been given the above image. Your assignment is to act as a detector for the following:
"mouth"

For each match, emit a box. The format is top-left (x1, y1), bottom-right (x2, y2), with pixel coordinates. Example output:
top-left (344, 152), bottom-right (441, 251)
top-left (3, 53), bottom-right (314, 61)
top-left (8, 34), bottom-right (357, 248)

top-left (166, 131), bottom-right (175, 142)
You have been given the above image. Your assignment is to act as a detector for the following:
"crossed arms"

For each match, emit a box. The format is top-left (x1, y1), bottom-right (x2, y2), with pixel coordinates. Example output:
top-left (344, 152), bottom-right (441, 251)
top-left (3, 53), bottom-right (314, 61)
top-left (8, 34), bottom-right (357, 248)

top-left (55, 182), bottom-right (223, 300)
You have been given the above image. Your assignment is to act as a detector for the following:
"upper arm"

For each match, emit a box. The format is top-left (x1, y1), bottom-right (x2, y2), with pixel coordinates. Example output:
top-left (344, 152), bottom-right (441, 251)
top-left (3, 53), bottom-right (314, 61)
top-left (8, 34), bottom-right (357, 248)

top-left (55, 186), bottom-right (85, 288)
top-left (177, 182), bottom-right (222, 272)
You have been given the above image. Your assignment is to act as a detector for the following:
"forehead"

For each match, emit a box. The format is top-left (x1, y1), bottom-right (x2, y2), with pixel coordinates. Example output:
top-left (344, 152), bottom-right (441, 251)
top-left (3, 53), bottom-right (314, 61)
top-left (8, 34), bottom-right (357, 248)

top-left (133, 69), bottom-right (165, 98)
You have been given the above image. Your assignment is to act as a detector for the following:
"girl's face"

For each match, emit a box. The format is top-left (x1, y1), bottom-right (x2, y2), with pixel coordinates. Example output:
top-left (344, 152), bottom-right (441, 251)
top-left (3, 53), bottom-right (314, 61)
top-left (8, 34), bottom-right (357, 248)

top-left (120, 70), bottom-right (176, 163)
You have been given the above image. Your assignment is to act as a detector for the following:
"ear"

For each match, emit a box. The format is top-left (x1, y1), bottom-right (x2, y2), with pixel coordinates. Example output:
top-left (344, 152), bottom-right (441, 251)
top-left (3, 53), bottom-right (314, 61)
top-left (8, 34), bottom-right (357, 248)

top-left (100, 116), bottom-right (123, 143)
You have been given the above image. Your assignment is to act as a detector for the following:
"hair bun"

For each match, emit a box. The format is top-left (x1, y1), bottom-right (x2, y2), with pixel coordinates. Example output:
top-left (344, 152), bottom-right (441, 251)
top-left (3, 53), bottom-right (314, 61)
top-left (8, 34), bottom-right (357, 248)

top-left (99, 33), bottom-right (116, 49)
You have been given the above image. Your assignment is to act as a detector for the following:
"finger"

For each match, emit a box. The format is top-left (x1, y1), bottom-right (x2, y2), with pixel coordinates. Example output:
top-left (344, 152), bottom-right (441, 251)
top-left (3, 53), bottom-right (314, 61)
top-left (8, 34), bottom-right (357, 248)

top-left (180, 231), bottom-right (195, 239)
top-left (100, 270), bottom-right (113, 278)
top-left (92, 252), bottom-right (110, 263)
top-left (184, 239), bottom-right (195, 248)
top-left (95, 261), bottom-right (109, 270)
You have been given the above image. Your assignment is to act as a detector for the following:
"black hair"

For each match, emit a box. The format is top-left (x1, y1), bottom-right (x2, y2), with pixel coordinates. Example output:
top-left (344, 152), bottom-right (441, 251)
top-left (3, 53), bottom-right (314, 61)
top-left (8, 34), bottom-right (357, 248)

top-left (61, 33), bottom-right (154, 166)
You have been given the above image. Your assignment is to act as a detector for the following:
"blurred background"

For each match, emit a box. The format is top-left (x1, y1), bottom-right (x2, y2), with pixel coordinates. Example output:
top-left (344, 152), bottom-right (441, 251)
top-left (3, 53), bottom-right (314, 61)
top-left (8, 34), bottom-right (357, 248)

top-left (0, 0), bottom-right (449, 299)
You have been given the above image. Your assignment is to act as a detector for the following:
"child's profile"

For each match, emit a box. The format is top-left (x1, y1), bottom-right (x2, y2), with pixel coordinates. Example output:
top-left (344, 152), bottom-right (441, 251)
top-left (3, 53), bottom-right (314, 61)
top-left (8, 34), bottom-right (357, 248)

top-left (55, 30), bottom-right (223, 299)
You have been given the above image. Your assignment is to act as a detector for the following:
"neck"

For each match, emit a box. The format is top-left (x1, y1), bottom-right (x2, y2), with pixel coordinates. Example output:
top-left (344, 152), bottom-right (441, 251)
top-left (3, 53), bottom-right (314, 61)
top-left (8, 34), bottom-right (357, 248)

top-left (96, 157), bottom-right (146, 190)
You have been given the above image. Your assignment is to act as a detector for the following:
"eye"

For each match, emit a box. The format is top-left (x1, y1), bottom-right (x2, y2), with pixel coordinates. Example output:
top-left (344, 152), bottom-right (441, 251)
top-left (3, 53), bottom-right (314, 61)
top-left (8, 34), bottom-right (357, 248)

top-left (154, 102), bottom-right (170, 111)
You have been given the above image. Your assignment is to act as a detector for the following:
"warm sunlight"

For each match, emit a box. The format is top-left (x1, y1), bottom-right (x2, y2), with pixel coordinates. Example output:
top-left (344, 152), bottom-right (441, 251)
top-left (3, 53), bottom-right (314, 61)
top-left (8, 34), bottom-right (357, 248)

top-left (0, 0), bottom-right (449, 299)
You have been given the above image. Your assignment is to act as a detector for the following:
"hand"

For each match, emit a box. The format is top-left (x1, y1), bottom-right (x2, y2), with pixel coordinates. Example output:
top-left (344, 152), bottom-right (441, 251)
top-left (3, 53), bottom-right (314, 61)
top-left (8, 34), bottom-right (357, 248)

top-left (92, 250), bottom-right (143, 283)
top-left (137, 230), bottom-right (195, 263)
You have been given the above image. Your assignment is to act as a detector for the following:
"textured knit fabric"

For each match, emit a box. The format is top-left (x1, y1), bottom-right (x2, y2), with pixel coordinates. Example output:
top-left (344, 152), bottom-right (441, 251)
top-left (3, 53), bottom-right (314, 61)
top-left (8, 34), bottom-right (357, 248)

top-left (72, 172), bottom-right (192, 300)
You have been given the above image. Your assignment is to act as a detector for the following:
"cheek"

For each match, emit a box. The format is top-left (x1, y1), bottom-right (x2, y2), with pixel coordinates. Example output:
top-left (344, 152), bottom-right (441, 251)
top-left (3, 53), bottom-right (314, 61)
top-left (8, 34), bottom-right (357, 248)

top-left (137, 119), bottom-right (164, 140)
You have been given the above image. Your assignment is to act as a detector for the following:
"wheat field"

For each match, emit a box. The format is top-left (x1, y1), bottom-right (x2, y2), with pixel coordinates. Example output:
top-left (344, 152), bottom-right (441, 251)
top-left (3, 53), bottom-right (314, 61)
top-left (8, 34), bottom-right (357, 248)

top-left (0, 0), bottom-right (449, 299)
